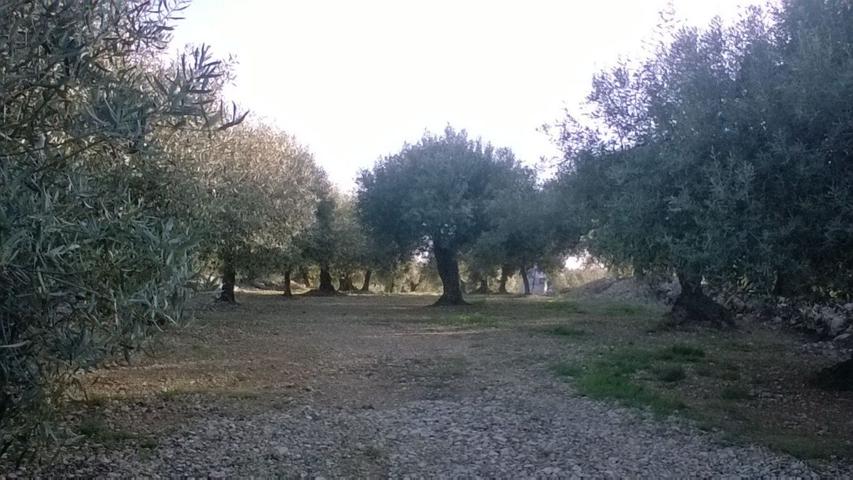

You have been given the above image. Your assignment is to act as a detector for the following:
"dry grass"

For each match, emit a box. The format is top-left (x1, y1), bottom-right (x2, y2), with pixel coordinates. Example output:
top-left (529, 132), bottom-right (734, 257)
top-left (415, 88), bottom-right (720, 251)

top-left (62, 290), bottom-right (853, 462)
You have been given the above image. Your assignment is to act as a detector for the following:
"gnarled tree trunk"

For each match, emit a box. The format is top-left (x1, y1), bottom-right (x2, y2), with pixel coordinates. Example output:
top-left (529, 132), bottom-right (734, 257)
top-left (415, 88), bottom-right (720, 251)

top-left (317, 264), bottom-right (336, 294)
top-left (300, 268), bottom-right (311, 288)
top-left (473, 277), bottom-right (489, 294)
top-left (282, 270), bottom-right (293, 297)
top-left (520, 265), bottom-right (531, 296)
top-left (670, 271), bottom-right (733, 327)
top-left (360, 269), bottom-right (372, 292)
top-left (498, 264), bottom-right (512, 294)
top-left (338, 273), bottom-right (355, 292)
top-left (812, 355), bottom-right (853, 391)
top-left (219, 256), bottom-right (236, 303)
top-left (433, 244), bottom-right (466, 305)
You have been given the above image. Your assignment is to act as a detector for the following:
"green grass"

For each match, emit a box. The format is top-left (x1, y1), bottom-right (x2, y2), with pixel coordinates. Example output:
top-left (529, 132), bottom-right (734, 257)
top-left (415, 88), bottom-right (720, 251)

top-left (438, 312), bottom-right (497, 327)
top-left (554, 347), bottom-right (689, 416)
top-left (654, 365), bottom-right (687, 382)
top-left (760, 434), bottom-right (845, 460)
top-left (600, 304), bottom-right (650, 317)
top-left (547, 325), bottom-right (587, 338)
top-left (573, 365), bottom-right (686, 415)
top-left (77, 413), bottom-right (138, 446)
top-left (552, 362), bottom-right (584, 378)
top-left (720, 385), bottom-right (752, 401)
top-left (694, 363), bottom-right (740, 380)
top-left (542, 301), bottom-right (585, 314)
top-left (656, 344), bottom-right (705, 362)
top-left (551, 343), bottom-right (711, 415)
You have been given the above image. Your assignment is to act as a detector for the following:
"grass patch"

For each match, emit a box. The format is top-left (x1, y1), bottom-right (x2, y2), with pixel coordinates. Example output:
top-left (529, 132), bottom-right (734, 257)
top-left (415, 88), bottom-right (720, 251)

top-left (438, 312), bottom-right (497, 328)
top-left (694, 363), bottom-right (740, 380)
top-left (547, 325), bottom-right (587, 338)
top-left (656, 344), bottom-right (705, 362)
top-left (77, 413), bottom-right (137, 446)
top-left (760, 434), bottom-right (846, 460)
top-left (556, 348), bottom-right (687, 416)
top-left (600, 303), bottom-right (650, 317)
top-left (432, 356), bottom-right (467, 379)
top-left (542, 301), bottom-right (585, 314)
top-left (574, 365), bottom-right (686, 415)
top-left (139, 437), bottom-right (159, 449)
top-left (552, 362), bottom-right (584, 378)
top-left (157, 388), bottom-right (192, 401)
top-left (720, 385), bottom-right (752, 401)
top-left (654, 365), bottom-right (687, 383)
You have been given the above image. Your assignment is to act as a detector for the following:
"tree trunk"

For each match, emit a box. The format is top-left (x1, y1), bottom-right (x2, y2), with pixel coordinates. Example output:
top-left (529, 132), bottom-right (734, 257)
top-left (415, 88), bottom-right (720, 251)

top-left (338, 273), bottom-right (354, 292)
top-left (812, 355), bottom-right (853, 391)
top-left (282, 270), bottom-right (293, 297)
top-left (300, 268), bottom-right (311, 288)
top-left (773, 270), bottom-right (801, 298)
top-left (498, 265), bottom-right (511, 294)
top-left (474, 277), bottom-right (489, 294)
top-left (408, 279), bottom-right (421, 292)
top-left (360, 269), bottom-right (372, 292)
top-left (385, 277), bottom-right (395, 293)
top-left (433, 244), bottom-right (466, 305)
top-left (318, 265), bottom-right (336, 294)
top-left (219, 258), bottom-right (236, 303)
top-left (670, 271), bottom-right (734, 327)
top-left (520, 265), bottom-right (531, 296)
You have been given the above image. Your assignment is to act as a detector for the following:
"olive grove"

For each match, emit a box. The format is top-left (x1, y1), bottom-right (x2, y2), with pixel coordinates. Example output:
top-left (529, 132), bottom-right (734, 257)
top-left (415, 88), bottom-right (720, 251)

top-left (550, 0), bottom-right (853, 380)
top-left (0, 0), bottom-right (325, 456)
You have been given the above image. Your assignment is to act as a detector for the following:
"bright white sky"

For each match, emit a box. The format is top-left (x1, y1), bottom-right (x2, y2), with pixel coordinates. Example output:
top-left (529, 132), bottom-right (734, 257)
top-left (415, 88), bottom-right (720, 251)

top-left (170, 0), bottom-right (762, 189)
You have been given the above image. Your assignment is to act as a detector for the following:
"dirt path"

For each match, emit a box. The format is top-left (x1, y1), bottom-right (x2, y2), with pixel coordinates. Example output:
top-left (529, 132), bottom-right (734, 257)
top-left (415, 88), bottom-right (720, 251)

top-left (20, 293), bottom-right (852, 478)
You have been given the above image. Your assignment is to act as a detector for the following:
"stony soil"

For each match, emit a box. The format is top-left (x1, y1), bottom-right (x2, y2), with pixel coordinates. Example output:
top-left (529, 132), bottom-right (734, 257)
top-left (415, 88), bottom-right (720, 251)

top-left (7, 292), bottom-right (852, 478)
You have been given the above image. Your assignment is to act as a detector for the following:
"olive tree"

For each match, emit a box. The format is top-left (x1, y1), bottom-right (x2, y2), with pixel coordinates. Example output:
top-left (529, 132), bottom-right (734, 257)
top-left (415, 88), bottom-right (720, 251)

top-left (0, 0), bottom-right (243, 456)
top-left (357, 127), bottom-right (520, 305)
top-left (552, 0), bottom-right (853, 334)
top-left (191, 124), bottom-right (320, 303)
top-left (467, 160), bottom-right (570, 295)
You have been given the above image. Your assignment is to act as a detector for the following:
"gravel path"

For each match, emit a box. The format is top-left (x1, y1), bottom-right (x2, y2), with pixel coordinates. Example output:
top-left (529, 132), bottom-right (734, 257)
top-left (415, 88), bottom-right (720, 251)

top-left (17, 294), bottom-right (853, 478)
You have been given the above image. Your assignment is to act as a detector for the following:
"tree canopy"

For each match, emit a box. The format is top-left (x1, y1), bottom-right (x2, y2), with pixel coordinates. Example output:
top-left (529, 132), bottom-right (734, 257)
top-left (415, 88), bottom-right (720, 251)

top-left (357, 127), bottom-right (525, 305)
top-left (552, 0), bottom-right (853, 324)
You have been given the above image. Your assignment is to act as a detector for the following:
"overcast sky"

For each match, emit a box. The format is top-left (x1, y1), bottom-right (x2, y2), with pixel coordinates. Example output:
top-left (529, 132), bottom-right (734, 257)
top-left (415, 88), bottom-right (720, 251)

top-left (170, 0), bottom-right (763, 189)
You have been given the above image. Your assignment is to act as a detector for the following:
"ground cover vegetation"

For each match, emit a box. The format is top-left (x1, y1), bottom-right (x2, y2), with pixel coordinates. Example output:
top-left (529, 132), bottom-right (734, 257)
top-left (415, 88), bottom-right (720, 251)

top-left (2, 0), bottom-right (853, 469)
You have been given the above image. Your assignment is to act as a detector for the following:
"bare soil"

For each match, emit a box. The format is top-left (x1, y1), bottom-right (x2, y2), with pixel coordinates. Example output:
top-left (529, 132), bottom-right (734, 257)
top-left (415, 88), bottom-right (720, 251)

top-left (10, 291), bottom-right (853, 478)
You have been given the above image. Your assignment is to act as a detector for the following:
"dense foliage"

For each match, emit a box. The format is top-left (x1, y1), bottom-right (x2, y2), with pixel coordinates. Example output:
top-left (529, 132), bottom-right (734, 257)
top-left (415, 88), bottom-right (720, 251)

top-left (552, 0), bottom-right (853, 323)
top-left (0, 0), bottom-right (323, 457)
top-left (357, 128), bottom-right (527, 305)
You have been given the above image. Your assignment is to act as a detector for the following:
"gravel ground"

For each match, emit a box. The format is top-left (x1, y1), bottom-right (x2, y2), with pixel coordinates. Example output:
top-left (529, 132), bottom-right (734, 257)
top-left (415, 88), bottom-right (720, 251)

top-left (10, 294), bottom-right (853, 478)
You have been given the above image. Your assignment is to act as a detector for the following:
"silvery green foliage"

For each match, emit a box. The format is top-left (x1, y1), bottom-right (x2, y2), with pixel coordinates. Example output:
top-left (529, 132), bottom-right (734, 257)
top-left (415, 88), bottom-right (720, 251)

top-left (553, 1), bottom-right (853, 299)
top-left (201, 124), bottom-right (323, 291)
top-left (0, 0), bottom-right (242, 458)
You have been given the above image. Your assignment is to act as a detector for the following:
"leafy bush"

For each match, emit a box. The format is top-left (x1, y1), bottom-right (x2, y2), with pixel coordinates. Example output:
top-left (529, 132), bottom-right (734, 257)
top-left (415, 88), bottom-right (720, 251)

top-left (0, 0), bottom-right (242, 459)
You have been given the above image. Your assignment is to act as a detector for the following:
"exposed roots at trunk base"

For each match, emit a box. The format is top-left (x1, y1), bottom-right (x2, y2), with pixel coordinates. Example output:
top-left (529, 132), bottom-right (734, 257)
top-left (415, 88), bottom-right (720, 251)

top-left (432, 294), bottom-right (470, 306)
top-left (812, 357), bottom-right (853, 391)
top-left (301, 288), bottom-right (342, 297)
top-left (432, 244), bottom-right (467, 306)
top-left (472, 279), bottom-right (490, 295)
top-left (669, 291), bottom-right (734, 328)
top-left (668, 272), bottom-right (734, 328)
